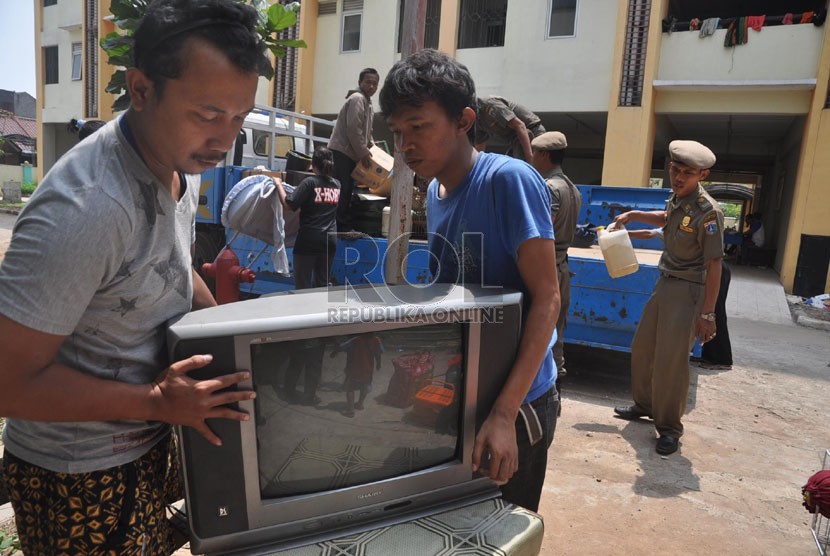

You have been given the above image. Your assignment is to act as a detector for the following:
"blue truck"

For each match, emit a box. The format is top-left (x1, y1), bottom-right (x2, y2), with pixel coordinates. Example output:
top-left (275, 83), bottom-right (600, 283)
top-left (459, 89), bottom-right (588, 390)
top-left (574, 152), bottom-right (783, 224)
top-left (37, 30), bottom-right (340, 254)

top-left (195, 117), bottom-right (675, 354)
top-left (195, 105), bottom-right (685, 353)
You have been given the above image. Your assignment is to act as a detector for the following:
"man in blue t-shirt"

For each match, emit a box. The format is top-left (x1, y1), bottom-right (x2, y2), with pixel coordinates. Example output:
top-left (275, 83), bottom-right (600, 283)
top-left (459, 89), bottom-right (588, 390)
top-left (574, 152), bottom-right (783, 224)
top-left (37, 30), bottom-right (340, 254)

top-left (379, 49), bottom-right (561, 512)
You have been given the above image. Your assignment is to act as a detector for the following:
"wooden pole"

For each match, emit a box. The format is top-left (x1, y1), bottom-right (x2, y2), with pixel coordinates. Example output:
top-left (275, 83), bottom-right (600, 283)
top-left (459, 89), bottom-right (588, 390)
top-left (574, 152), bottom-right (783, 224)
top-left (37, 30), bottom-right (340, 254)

top-left (384, 0), bottom-right (427, 285)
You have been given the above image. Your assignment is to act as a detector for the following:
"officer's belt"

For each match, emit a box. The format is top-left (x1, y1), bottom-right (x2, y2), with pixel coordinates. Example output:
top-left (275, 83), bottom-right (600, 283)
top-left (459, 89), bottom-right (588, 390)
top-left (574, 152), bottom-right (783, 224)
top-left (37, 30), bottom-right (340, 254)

top-left (660, 271), bottom-right (704, 285)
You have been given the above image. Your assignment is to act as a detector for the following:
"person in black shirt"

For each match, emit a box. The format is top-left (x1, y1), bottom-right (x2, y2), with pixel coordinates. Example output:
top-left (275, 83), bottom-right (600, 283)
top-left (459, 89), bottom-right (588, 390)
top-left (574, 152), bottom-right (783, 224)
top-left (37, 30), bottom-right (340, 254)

top-left (275, 146), bottom-right (340, 289)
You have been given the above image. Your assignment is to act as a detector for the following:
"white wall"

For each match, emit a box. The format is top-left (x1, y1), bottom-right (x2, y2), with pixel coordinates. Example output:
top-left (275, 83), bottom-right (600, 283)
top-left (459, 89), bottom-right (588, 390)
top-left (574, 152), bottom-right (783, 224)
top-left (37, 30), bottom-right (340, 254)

top-left (657, 25), bottom-right (823, 85)
top-left (310, 0), bottom-right (619, 115)
top-left (41, 0), bottom-right (84, 124)
top-left (39, 122), bottom-right (77, 178)
top-left (312, 0), bottom-right (402, 115)
top-left (42, 0), bottom-right (82, 31)
top-left (457, 0), bottom-right (618, 112)
top-left (0, 164), bottom-right (38, 186)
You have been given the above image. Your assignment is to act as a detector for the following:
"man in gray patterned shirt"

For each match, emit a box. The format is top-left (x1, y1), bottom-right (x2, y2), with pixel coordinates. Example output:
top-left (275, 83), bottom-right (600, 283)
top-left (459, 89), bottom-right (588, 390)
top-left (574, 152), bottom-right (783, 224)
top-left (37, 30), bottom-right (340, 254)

top-left (0, 1), bottom-right (270, 553)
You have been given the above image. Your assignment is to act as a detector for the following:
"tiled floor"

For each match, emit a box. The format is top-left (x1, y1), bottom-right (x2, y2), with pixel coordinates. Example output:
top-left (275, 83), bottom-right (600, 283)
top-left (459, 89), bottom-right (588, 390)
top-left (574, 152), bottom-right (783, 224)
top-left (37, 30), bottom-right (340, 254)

top-left (725, 263), bottom-right (794, 326)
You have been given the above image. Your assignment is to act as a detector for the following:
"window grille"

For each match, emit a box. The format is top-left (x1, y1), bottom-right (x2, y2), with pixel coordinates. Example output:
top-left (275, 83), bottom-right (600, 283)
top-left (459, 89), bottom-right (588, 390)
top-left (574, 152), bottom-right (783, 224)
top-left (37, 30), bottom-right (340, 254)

top-left (272, 6), bottom-right (300, 111)
top-left (85, 0), bottom-right (98, 117)
top-left (397, 0), bottom-right (442, 52)
top-left (618, 0), bottom-right (650, 107)
top-left (343, 0), bottom-right (363, 10)
top-left (318, 1), bottom-right (336, 16)
top-left (458, 0), bottom-right (507, 49)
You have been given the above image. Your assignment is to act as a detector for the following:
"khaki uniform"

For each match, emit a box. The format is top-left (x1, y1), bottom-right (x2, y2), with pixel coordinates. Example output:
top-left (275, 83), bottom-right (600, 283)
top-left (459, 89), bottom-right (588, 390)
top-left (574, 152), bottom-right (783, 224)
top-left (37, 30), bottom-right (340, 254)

top-left (544, 171), bottom-right (582, 376)
top-left (630, 186), bottom-right (724, 438)
top-left (475, 96), bottom-right (545, 159)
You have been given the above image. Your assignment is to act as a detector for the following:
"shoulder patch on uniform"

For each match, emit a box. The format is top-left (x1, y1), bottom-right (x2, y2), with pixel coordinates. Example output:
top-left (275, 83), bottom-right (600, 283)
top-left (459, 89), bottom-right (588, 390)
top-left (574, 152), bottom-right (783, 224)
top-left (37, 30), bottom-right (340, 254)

top-left (705, 217), bottom-right (719, 235)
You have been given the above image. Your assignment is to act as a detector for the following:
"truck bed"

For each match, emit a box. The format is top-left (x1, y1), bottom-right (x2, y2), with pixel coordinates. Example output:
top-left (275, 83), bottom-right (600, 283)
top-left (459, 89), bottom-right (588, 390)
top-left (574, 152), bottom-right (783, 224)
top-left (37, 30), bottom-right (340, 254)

top-left (568, 245), bottom-right (662, 265)
top-left (566, 245), bottom-right (663, 352)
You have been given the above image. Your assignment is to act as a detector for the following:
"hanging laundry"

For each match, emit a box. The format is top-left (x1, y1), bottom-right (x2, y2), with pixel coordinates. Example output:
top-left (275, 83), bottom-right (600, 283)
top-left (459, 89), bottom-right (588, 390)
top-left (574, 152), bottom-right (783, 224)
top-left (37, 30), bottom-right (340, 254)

top-left (724, 17), bottom-right (748, 47)
top-left (699, 17), bottom-right (720, 37)
top-left (800, 11), bottom-right (815, 24)
top-left (746, 15), bottom-right (765, 31)
top-left (782, 13), bottom-right (794, 24)
top-left (690, 18), bottom-right (701, 31)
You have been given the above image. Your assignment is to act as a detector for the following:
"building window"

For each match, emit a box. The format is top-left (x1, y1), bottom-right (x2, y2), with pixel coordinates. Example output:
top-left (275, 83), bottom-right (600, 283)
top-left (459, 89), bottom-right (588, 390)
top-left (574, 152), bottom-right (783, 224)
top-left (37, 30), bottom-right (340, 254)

top-left (44, 46), bottom-right (59, 85)
top-left (458, 0), bottom-right (507, 49)
top-left (71, 43), bottom-right (82, 81)
top-left (547, 0), bottom-right (577, 38)
top-left (341, 0), bottom-right (365, 52)
top-left (397, 0), bottom-right (442, 52)
top-left (342, 12), bottom-right (362, 52)
top-left (44, 0), bottom-right (57, 6)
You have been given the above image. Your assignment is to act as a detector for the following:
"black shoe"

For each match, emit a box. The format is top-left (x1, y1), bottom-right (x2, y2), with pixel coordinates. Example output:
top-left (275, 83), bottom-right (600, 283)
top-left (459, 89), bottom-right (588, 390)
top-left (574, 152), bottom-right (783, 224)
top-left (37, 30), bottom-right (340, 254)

top-left (613, 405), bottom-right (650, 420)
top-left (656, 435), bottom-right (679, 455)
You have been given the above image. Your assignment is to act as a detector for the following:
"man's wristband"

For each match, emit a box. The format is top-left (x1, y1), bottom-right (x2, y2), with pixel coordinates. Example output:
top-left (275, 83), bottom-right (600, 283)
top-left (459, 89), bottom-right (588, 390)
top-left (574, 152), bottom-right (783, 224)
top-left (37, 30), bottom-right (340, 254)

top-left (699, 312), bottom-right (716, 322)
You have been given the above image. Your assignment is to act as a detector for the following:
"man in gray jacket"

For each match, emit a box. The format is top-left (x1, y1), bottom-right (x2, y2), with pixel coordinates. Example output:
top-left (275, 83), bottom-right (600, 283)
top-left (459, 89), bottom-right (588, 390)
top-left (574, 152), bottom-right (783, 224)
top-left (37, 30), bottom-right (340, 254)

top-left (328, 67), bottom-right (379, 233)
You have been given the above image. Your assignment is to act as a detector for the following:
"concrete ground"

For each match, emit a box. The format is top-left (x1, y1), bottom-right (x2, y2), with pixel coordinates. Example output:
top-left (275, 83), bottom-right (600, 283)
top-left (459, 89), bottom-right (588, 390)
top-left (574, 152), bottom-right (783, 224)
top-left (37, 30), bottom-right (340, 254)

top-left (166, 268), bottom-right (830, 555)
top-left (1, 209), bottom-right (829, 555)
top-left (540, 265), bottom-right (830, 556)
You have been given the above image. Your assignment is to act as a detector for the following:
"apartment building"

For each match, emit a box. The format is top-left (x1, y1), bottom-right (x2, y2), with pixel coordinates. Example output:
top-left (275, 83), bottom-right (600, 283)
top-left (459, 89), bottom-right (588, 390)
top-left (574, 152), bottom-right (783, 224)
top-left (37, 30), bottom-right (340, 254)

top-left (34, 0), bottom-right (830, 295)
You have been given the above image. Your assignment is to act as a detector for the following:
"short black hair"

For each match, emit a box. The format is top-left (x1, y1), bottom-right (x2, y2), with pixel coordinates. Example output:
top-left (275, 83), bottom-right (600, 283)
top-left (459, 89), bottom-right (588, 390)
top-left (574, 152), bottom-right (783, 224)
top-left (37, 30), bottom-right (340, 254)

top-left (379, 49), bottom-right (477, 142)
top-left (359, 68), bottom-right (379, 82)
top-left (133, 0), bottom-right (270, 97)
top-left (312, 146), bottom-right (335, 178)
top-left (545, 149), bottom-right (565, 166)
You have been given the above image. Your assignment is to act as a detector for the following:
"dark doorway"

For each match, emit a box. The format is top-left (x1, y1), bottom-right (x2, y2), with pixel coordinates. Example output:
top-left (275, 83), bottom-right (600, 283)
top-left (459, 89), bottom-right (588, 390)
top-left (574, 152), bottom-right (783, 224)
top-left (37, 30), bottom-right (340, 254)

top-left (793, 234), bottom-right (830, 297)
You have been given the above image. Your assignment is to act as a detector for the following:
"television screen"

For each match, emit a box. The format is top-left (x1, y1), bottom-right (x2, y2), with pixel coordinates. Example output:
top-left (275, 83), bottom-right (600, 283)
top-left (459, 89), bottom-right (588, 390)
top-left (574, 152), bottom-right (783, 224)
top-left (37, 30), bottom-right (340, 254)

top-left (251, 323), bottom-right (464, 499)
top-left (167, 284), bottom-right (522, 554)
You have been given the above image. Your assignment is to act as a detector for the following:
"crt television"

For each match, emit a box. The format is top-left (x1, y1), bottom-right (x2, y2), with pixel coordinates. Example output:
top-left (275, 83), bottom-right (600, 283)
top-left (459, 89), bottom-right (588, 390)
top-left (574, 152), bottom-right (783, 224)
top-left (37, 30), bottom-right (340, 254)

top-left (167, 283), bottom-right (523, 555)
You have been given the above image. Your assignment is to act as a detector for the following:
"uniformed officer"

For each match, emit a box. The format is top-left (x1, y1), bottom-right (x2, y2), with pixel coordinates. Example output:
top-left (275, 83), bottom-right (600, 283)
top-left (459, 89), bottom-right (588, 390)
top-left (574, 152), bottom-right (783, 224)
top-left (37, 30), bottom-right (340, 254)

top-left (531, 132), bottom-right (582, 399)
top-left (474, 96), bottom-right (545, 163)
top-left (612, 140), bottom-right (724, 455)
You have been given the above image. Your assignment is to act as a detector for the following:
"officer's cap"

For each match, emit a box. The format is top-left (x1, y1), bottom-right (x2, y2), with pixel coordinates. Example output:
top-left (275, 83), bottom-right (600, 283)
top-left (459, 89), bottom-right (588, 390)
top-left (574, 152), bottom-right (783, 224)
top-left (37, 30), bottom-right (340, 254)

top-left (669, 140), bottom-right (716, 169)
top-left (531, 131), bottom-right (567, 151)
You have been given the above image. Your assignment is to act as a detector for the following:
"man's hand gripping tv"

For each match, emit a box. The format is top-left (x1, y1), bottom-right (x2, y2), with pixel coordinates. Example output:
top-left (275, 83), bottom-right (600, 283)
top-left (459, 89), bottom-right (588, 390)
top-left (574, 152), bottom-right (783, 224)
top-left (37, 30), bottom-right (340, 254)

top-left (150, 353), bottom-right (255, 447)
top-left (472, 408), bottom-right (519, 485)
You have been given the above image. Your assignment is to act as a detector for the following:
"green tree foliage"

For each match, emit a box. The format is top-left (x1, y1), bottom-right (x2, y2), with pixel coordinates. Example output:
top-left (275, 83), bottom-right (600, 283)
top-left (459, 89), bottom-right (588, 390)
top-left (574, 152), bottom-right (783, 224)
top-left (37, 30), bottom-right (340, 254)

top-left (100, 0), bottom-right (306, 112)
top-left (720, 201), bottom-right (742, 218)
